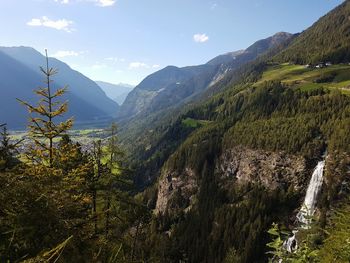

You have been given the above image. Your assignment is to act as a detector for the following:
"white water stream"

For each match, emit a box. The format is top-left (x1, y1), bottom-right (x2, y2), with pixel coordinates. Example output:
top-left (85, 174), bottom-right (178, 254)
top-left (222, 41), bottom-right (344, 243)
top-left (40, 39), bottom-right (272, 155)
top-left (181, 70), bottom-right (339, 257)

top-left (283, 160), bottom-right (325, 252)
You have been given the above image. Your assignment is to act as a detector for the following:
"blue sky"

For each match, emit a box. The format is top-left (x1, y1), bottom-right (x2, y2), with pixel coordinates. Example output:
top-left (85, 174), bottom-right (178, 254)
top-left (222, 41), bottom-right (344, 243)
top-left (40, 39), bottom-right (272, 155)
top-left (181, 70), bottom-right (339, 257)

top-left (0, 0), bottom-right (344, 85)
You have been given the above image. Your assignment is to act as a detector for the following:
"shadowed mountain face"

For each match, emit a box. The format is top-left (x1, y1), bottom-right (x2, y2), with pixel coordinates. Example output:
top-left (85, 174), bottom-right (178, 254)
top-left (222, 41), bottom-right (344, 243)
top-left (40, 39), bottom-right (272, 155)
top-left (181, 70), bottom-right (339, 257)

top-left (95, 81), bottom-right (134, 105)
top-left (117, 64), bottom-right (217, 120)
top-left (0, 47), bottom-right (119, 128)
top-left (117, 32), bottom-right (293, 121)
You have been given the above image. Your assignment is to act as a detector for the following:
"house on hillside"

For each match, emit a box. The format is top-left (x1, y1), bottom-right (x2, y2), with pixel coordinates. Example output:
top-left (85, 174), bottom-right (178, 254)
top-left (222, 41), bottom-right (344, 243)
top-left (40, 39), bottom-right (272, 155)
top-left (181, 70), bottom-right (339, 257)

top-left (316, 62), bottom-right (326, 68)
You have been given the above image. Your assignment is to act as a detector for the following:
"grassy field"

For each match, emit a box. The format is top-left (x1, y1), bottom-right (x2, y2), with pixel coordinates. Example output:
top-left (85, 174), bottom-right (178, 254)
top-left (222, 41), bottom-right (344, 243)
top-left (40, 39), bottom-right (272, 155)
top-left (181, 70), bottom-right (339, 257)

top-left (256, 63), bottom-right (350, 94)
top-left (182, 117), bottom-right (211, 128)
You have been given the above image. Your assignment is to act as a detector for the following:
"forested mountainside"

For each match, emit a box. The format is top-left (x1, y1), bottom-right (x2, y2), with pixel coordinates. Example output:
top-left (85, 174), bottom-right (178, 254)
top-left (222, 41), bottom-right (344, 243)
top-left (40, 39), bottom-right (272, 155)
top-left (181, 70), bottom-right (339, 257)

top-left (126, 1), bottom-right (350, 262)
top-left (274, 0), bottom-right (350, 64)
top-left (117, 32), bottom-right (293, 122)
top-left (150, 73), bottom-right (350, 262)
top-left (118, 32), bottom-right (295, 187)
top-left (1, 1), bottom-right (350, 263)
top-left (0, 47), bottom-right (118, 128)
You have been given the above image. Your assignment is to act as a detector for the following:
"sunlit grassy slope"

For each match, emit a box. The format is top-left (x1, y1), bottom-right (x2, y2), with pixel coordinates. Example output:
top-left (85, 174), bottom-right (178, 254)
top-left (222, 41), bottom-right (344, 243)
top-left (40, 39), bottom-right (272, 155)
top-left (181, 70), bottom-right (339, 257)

top-left (256, 63), bottom-right (350, 94)
top-left (182, 118), bottom-right (211, 128)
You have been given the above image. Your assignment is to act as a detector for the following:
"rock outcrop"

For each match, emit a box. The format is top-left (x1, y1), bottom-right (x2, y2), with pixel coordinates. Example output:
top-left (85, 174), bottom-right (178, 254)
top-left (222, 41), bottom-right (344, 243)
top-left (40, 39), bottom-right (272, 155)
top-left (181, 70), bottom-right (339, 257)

top-left (155, 168), bottom-right (198, 215)
top-left (217, 146), bottom-right (306, 190)
top-left (155, 146), bottom-right (308, 215)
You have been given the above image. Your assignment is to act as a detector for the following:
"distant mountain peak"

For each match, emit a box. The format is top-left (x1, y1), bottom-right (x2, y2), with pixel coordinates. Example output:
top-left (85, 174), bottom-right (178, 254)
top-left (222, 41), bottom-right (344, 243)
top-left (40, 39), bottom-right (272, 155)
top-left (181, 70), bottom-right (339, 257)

top-left (96, 80), bottom-right (134, 88)
top-left (272, 32), bottom-right (293, 37)
top-left (95, 81), bottom-right (134, 105)
top-left (206, 32), bottom-right (292, 67)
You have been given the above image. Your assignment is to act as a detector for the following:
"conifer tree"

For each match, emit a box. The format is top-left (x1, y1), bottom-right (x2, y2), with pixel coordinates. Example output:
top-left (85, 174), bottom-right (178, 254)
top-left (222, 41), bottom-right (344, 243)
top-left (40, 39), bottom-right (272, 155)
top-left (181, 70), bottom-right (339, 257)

top-left (89, 123), bottom-right (129, 238)
top-left (104, 123), bottom-right (124, 237)
top-left (0, 124), bottom-right (21, 170)
top-left (17, 50), bottom-right (73, 168)
top-left (89, 139), bottom-right (106, 234)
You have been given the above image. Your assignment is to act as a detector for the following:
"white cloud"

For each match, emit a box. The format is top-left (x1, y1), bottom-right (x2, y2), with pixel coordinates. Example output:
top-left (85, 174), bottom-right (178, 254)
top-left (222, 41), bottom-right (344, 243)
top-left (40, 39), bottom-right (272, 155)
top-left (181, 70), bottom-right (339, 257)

top-left (95, 0), bottom-right (116, 7)
top-left (129, 62), bottom-right (149, 69)
top-left (55, 0), bottom-right (69, 4)
top-left (152, 64), bottom-right (160, 69)
top-left (193, 33), bottom-right (209, 43)
top-left (53, 50), bottom-right (80, 58)
top-left (105, 57), bottom-right (126, 63)
top-left (27, 16), bottom-right (74, 32)
top-left (211, 3), bottom-right (218, 9)
top-left (54, 0), bottom-right (116, 7)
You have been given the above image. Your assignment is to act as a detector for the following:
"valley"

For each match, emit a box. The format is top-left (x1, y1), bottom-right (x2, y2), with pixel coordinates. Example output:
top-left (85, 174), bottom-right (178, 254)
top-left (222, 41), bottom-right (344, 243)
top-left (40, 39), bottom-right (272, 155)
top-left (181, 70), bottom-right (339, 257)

top-left (1, 1), bottom-right (350, 263)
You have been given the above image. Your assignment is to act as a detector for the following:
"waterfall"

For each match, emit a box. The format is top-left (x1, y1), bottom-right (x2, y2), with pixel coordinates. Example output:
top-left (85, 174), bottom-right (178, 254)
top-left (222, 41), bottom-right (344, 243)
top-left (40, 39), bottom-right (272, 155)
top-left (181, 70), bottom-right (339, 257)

top-left (297, 160), bottom-right (325, 225)
top-left (284, 159), bottom-right (325, 252)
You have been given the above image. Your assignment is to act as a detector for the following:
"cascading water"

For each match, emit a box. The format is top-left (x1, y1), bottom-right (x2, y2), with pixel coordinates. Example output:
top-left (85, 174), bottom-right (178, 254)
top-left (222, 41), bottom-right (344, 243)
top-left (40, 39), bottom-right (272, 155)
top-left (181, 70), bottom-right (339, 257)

top-left (297, 160), bottom-right (325, 225)
top-left (283, 159), bottom-right (326, 252)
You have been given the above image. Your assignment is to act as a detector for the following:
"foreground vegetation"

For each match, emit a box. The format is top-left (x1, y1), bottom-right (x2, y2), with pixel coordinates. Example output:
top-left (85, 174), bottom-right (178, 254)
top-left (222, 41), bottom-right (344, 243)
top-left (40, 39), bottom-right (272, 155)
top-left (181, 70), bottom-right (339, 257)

top-left (0, 57), bottom-right (148, 262)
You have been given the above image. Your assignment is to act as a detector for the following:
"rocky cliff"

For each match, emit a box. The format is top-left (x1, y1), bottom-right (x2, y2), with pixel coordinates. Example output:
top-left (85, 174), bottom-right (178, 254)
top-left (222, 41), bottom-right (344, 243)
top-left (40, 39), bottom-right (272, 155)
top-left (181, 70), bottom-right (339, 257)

top-left (155, 146), bottom-right (308, 215)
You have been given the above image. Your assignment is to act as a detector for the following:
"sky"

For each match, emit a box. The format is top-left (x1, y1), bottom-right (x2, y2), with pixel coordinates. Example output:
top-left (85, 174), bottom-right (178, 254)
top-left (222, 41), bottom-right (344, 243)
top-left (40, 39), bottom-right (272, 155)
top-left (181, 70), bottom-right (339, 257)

top-left (0, 0), bottom-right (344, 85)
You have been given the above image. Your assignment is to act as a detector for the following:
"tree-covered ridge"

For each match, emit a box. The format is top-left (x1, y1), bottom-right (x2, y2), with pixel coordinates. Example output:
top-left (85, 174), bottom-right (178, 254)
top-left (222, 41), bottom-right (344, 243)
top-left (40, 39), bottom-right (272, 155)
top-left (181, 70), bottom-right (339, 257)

top-left (166, 79), bottom-right (350, 173)
top-left (146, 61), bottom-right (350, 262)
top-left (274, 0), bottom-right (350, 64)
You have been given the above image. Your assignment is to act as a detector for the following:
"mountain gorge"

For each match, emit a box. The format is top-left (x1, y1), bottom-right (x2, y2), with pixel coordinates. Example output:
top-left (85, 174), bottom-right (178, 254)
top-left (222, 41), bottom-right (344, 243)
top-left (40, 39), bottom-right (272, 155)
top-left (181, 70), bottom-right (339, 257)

top-left (95, 81), bottom-right (134, 105)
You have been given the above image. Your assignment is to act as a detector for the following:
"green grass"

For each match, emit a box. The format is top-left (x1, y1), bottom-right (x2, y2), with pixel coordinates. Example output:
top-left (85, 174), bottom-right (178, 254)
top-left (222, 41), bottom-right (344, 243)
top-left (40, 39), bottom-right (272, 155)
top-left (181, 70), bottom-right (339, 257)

top-left (71, 129), bottom-right (103, 136)
top-left (182, 118), bottom-right (211, 128)
top-left (256, 63), bottom-right (350, 94)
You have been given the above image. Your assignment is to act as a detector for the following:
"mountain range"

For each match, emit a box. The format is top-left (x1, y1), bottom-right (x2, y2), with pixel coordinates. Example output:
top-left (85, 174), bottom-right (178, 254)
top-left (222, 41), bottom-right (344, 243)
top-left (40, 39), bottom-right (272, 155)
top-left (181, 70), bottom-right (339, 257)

top-left (117, 32), bottom-right (293, 121)
top-left (0, 32), bottom-right (293, 129)
top-left (0, 47), bottom-right (119, 128)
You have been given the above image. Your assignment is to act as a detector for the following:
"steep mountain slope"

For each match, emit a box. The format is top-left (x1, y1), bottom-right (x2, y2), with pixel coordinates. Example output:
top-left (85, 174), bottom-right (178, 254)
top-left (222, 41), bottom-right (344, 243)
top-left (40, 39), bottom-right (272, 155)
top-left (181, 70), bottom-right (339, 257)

top-left (274, 0), bottom-right (350, 63)
top-left (0, 49), bottom-right (117, 128)
top-left (118, 32), bottom-right (293, 121)
top-left (206, 50), bottom-right (244, 66)
top-left (0, 47), bottom-right (119, 117)
top-left (208, 32), bottom-right (292, 68)
top-left (132, 2), bottom-right (350, 263)
top-left (117, 65), bottom-right (215, 119)
top-left (148, 64), bottom-right (350, 263)
top-left (120, 32), bottom-right (295, 188)
top-left (95, 81), bottom-right (134, 105)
